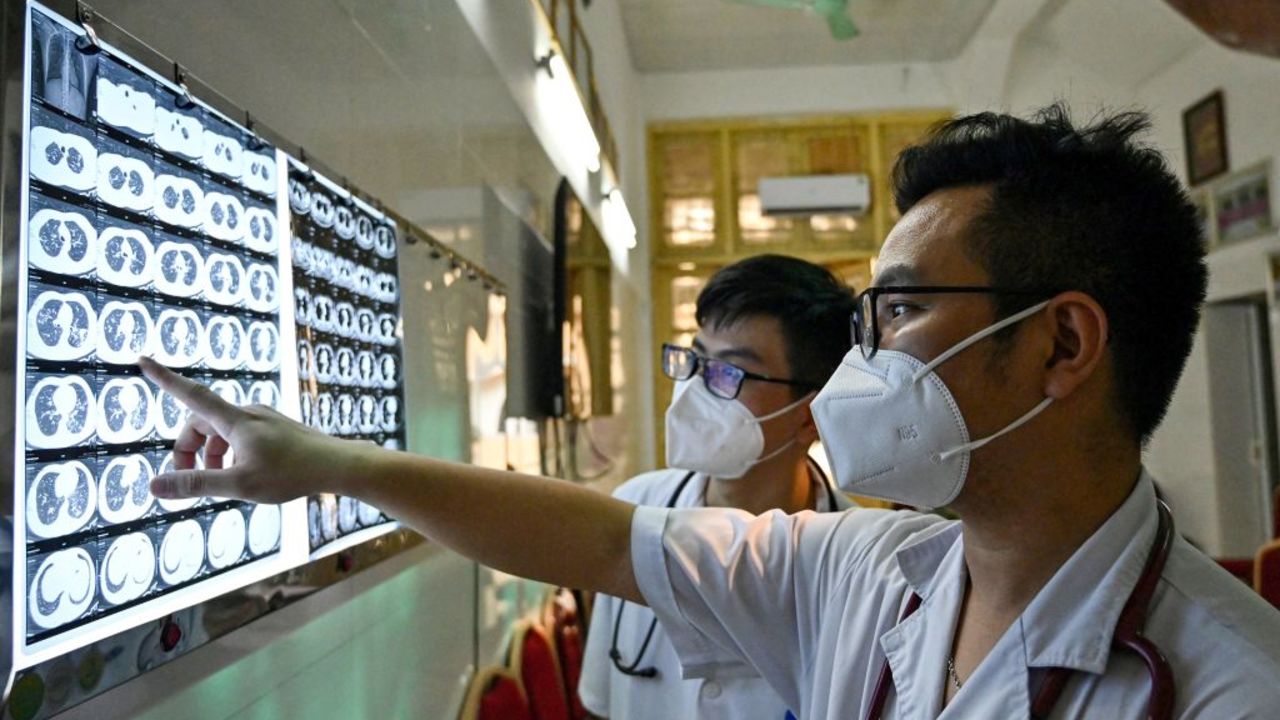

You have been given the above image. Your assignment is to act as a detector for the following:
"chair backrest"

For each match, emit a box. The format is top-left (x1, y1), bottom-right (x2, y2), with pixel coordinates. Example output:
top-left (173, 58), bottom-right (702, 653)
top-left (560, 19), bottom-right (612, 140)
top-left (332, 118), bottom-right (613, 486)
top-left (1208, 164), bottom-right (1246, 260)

top-left (1216, 557), bottom-right (1255, 586)
top-left (510, 620), bottom-right (571, 720)
top-left (1255, 538), bottom-right (1280, 609)
top-left (459, 666), bottom-right (533, 720)
top-left (1273, 486), bottom-right (1280, 539)
top-left (543, 588), bottom-right (588, 720)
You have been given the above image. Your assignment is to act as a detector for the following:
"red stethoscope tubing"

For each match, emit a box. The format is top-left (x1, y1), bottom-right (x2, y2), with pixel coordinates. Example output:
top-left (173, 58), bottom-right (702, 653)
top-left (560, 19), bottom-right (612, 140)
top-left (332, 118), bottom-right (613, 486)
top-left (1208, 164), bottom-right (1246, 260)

top-left (864, 501), bottom-right (1176, 720)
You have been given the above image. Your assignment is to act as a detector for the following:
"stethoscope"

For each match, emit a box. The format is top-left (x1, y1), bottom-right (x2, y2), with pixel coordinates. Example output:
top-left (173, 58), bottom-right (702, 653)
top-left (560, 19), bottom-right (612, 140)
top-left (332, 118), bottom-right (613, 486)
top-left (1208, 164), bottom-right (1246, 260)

top-left (610, 461), bottom-right (841, 679)
top-left (864, 500), bottom-right (1177, 720)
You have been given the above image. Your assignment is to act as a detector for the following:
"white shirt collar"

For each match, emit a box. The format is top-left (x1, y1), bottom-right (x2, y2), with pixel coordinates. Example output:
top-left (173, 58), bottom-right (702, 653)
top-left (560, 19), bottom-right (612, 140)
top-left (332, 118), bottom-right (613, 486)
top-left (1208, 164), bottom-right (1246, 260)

top-left (891, 471), bottom-right (1160, 674)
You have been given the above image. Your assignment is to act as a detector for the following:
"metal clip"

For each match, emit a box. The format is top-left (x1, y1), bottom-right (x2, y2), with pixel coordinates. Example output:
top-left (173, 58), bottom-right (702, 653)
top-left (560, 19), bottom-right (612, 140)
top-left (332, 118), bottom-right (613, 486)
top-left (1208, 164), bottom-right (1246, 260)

top-left (245, 112), bottom-right (267, 151)
top-left (173, 64), bottom-right (196, 109)
top-left (74, 4), bottom-right (102, 54)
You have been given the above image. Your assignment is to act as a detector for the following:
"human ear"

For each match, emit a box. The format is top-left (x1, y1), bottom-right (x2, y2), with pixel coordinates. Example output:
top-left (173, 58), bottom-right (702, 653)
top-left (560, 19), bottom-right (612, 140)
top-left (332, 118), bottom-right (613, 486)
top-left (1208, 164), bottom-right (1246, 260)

top-left (795, 397), bottom-right (821, 446)
top-left (1041, 292), bottom-right (1109, 400)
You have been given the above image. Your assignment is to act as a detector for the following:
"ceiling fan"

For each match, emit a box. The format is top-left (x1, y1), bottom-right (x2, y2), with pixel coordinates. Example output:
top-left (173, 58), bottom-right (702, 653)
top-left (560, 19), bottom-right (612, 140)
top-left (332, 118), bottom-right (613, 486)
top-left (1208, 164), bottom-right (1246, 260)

top-left (726, 0), bottom-right (859, 40)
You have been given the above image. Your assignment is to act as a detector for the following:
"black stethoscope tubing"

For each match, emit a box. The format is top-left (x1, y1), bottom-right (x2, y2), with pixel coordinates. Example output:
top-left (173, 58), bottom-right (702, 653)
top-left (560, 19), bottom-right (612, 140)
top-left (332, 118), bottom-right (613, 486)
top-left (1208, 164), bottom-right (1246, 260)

top-left (609, 461), bottom-right (840, 679)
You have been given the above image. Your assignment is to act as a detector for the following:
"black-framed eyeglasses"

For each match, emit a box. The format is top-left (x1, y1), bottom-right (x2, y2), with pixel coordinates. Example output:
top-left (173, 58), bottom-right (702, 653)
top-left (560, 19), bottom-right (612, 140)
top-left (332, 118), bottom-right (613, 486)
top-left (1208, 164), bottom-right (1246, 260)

top-left (852, 285), bottom-right (1058, 360)
top-left (661, 343), bottom-right (818, 400)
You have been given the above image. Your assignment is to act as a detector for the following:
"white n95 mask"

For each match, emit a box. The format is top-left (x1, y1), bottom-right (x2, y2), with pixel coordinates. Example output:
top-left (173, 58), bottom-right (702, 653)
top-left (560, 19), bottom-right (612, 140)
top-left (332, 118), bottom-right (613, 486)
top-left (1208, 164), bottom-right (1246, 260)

top-left (810, 300), bottom-right (1054, 508)
top-left (665, 378), bottom-right (811, 480)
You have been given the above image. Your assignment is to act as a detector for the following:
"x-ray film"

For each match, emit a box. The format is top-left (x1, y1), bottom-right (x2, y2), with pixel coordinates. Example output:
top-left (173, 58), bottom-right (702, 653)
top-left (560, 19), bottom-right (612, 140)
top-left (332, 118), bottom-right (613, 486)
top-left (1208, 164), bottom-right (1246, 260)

top-left (15, 5), bottom-right (287, 661)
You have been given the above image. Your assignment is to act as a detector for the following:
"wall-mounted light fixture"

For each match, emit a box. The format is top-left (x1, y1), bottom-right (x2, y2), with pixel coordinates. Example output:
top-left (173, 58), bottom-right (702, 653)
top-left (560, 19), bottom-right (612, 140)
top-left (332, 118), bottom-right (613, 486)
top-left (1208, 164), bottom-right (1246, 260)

top-left (536, 47), bottom-right (601, 174)
top-left (603, 187), bottom-right (637, 250)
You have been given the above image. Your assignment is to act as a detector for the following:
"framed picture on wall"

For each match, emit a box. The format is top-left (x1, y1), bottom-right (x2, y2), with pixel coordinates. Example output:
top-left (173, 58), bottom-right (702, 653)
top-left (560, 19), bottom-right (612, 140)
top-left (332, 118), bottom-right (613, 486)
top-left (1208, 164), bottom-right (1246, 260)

top-left (1183, 90), bottom-right (1229, 186)
top-left (1213, 161), bottom-right (1273, 246)
top-left (1190, 187), bottom-right (1216, 250)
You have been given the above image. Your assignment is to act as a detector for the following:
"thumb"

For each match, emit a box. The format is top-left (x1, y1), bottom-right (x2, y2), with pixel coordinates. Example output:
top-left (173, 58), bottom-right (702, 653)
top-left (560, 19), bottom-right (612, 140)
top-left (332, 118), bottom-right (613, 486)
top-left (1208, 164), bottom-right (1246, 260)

top-left (151, 466), bottom-right (242, 500)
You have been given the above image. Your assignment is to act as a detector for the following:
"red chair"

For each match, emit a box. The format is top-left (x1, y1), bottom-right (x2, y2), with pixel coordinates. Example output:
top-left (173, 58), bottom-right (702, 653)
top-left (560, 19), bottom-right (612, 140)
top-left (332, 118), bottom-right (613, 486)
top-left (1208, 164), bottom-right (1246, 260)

top-left (510, 620), bottom-right (571, 720)
top-left (543, 589), bottom-right (588, 720)
top-left (459, 666), bottom-right (533, 720)
top-left (1255, 538), bottom-right (1280, 609)
top-left (1216, 557), bottom-right (1255, 586)
top-left (1273, 486), bottom-right (1280, 539)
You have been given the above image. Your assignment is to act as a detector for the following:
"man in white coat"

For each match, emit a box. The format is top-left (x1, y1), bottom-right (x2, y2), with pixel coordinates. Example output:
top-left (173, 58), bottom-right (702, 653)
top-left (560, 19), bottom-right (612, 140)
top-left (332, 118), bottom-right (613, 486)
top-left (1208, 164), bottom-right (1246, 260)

top-left (579, 255), bottom-right (857, 720)
top-left (143, 104), bottom-right (1280, 718)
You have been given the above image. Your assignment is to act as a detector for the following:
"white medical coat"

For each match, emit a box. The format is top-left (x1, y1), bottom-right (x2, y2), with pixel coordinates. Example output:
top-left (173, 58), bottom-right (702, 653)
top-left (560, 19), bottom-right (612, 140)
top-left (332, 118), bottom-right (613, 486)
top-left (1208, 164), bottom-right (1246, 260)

top-left (631, 471), bottom-right (1280, 719)
top-left (581, 467), bottom-right (854, 719)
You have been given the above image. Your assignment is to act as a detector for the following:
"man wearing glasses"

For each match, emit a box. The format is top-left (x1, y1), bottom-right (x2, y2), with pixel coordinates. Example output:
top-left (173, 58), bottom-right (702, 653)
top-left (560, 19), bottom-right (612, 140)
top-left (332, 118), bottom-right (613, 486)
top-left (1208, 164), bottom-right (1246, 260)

top-left (579, 255), bottom-right (857, 720)
top-left (142, 104), bottom-right (1280, 718)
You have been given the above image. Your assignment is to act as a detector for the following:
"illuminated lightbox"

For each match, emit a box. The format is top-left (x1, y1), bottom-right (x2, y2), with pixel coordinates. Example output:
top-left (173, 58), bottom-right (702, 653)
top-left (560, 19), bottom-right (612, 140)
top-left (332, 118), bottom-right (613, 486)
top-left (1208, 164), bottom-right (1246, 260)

top-left (14, 4), bottom-right (291, 668)
top-left (288, 160), bottom-right (406, 557)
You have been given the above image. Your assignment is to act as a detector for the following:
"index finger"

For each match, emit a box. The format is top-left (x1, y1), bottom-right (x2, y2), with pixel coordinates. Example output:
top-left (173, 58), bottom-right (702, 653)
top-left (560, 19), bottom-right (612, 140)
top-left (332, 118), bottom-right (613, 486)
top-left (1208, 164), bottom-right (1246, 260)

top-left (138, 357), bottom-right (241, 435)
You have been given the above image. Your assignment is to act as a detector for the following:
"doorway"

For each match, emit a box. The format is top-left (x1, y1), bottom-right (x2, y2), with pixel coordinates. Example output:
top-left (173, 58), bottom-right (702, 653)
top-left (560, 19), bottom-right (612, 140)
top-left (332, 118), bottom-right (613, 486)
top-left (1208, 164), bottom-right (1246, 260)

top-left (1205, 297), bottom-right (1279, 556)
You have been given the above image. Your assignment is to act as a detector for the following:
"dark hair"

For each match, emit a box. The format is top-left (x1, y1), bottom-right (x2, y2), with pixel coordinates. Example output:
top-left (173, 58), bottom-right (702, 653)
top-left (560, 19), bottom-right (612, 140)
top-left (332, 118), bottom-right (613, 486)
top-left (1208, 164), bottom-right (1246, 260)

top-left (893, 103), bottom-right (1208, 442)
top-left (696, 254), bottom-right (856, 393)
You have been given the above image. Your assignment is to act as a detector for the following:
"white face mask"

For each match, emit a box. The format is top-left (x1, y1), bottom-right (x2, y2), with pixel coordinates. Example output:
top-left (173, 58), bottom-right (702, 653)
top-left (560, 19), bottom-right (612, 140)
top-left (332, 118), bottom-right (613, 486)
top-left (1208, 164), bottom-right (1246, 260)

top-left (665, 377), bottom-right (812, 480)
top-left (810, 300), bottom-right (1054, 508)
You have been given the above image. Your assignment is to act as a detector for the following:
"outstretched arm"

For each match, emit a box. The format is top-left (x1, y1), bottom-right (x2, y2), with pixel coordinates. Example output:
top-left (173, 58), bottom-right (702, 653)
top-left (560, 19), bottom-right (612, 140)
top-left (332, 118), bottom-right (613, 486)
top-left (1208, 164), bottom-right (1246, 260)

top-left (139, 357), bottom-right (643, 603)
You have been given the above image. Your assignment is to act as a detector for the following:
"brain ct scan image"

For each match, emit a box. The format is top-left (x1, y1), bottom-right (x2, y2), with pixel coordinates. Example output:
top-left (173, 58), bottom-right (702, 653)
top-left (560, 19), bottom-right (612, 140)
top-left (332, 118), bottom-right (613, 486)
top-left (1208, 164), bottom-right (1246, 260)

top-left (28, 289), bottom-right (96, 362)
top-left (97, 225), bottom-right (155, 289)
top-left (27, 375), bottom-right (96, 450)
top-left (29, 547), bottom-right (97, 630)
top-left (27, 460), bottom-right (97, 540)
top-left (29, 206), bottom-right (96, 276)
top-left (98, 300), bottom-right (154, 365)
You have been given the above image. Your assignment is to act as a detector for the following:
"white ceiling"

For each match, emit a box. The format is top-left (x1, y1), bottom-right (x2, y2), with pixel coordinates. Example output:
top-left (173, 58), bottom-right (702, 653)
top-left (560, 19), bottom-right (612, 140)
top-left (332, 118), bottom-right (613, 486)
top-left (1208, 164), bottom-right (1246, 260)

top-left (618, 0), bottom-right (1001, 73)
top-left (1024, 0), bottom-right (1205, 88)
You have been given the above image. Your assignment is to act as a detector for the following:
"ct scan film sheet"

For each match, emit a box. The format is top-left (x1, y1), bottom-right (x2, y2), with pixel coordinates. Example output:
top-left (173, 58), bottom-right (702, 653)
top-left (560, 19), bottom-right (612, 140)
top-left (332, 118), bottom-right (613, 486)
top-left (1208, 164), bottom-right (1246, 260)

top-left (13, 3), bottom-right (301, 668)
top-left (287, 159), bottom-right (406, 558)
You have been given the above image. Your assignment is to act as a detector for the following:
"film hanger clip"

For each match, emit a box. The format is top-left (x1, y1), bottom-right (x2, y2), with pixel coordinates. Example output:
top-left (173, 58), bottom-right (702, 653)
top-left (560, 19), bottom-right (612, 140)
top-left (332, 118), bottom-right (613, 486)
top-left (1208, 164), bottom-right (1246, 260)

top-left (173, 64), bottom-right (196, 109)
top-left (245, 112), bottom-right (268, 151)
top-left (74, 3), bottom-right (102, 54)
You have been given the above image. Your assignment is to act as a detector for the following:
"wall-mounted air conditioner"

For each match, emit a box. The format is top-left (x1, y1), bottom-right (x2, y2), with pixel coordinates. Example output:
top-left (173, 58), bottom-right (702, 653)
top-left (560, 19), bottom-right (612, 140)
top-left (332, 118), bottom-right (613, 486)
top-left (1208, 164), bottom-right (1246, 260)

top-left (759, 173), bottom-right (871, 216)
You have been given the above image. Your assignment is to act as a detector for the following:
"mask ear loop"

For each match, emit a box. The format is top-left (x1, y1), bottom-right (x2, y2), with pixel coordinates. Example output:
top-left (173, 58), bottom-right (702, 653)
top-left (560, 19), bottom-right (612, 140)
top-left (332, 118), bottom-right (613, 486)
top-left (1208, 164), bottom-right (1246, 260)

top-left (739, 391), bottom-right (814, 472)
top-left (911, 300), bottom-right (1053, 384)
top-left (752, 390), bottom-right (817, 424)
top-left (938, 397), bottom-right (1054, 462)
